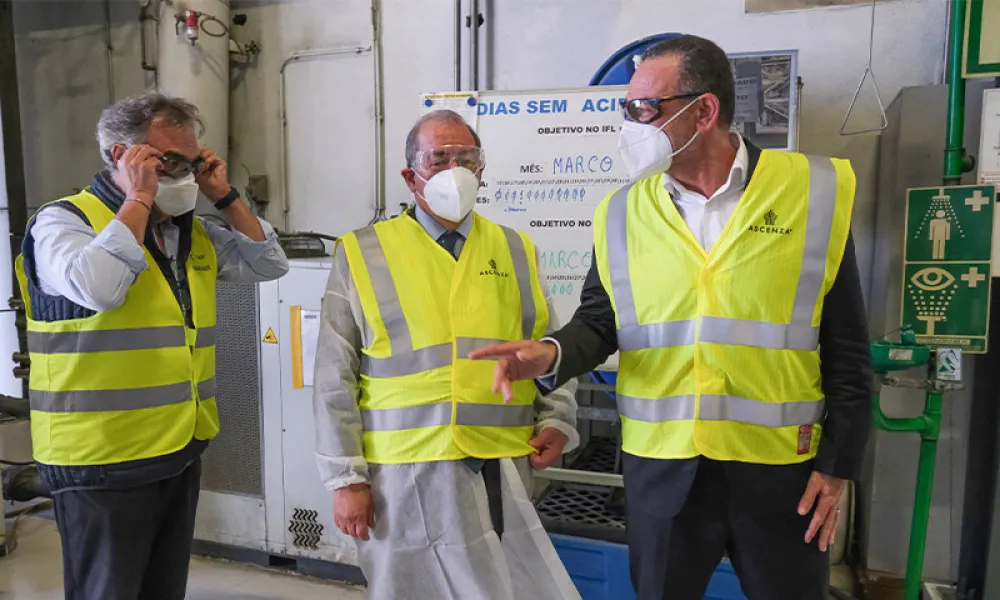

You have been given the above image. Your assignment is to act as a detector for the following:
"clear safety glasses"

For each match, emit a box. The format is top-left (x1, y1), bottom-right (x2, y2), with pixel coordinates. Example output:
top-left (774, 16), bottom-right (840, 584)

top-left (157, 151), bottom-right (206, 179)
top-left (414, 145), bottom-right (486, 175)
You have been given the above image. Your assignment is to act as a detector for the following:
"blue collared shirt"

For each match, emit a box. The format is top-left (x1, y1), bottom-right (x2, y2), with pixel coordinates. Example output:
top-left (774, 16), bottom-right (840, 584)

top-left (412, 205), bottom-right (474, 257)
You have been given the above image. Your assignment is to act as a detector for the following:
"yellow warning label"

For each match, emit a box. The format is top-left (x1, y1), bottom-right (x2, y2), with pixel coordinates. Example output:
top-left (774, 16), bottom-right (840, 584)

top-left (262, 327), bottom-right (278, 344)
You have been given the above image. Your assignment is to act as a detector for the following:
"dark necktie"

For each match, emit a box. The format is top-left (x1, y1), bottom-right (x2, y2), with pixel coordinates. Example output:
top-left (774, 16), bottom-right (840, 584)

top-left (437, 228), bottom-right (500, 534)
top-left (438, 230), bottom-right (462, 258)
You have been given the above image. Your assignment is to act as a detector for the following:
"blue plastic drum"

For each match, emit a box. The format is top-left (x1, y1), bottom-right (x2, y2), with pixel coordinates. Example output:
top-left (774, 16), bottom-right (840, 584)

top-left (589, 33), bottom-right (683, 87)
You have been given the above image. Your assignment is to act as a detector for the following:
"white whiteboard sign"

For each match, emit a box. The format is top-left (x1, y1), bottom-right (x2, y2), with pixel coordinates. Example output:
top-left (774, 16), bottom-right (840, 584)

top-left (419, 59), bottom-right (797, 350)
top-left (978, 88), bottom-right (1000, 276)
top-left (426, 87), bottom-right (629, 327)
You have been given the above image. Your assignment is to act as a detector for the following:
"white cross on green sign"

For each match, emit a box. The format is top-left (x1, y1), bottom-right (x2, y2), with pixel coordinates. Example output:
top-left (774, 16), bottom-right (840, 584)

top-left (902, 185), bottom-right (996, 353)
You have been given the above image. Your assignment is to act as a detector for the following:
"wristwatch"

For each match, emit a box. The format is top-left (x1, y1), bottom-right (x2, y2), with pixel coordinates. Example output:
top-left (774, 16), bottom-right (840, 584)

top-left (213, 187), bottom-right (240, 211)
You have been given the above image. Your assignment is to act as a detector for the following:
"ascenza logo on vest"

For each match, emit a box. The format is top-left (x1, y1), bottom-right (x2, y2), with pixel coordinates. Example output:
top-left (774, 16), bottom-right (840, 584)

top-left (747, 209), bottom-right (793, 235)
top-left (480, 258), bottom-right (510, 278)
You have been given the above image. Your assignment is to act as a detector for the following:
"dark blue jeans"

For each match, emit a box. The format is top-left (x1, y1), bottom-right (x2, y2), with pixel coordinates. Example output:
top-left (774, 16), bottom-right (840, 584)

top-left (52, 458), bottom-right (202, 600)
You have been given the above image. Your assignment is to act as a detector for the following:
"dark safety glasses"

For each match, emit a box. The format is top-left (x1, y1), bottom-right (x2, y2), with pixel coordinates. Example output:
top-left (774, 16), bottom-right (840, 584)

top-left (619, 92), bottom-right (706, 124)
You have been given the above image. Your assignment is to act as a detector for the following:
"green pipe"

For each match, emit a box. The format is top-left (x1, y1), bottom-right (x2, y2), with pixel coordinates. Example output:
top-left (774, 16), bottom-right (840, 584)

top-left (871, 388), bottom-right (931, 433)
top-left (904, 390), bottom-right (941, 600)
top-left (871, 388), bottom-right (942, 600)
top-left (944, 0), bottom-right (973, 184)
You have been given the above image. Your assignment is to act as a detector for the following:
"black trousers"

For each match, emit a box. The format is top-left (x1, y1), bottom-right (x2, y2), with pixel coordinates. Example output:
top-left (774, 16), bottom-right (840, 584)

top-left (52, 458), bottom-right (202, 600)
top-left (624, 455), bottom-right (829, 600)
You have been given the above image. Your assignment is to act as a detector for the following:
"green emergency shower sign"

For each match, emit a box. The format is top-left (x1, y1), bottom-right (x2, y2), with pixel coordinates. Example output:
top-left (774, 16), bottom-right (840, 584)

top-left (901, 185), bottom-right (996, 353)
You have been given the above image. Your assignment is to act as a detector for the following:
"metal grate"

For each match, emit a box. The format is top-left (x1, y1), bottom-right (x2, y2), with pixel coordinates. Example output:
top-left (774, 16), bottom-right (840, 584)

top-left (289, 508), bottom-right (323, 550)
top-left (570, 437), bottom-right (618, 474)
top-left (536, 484), bottom-right (625, 530)
top-left (201, 282), bottom-right (264, 496)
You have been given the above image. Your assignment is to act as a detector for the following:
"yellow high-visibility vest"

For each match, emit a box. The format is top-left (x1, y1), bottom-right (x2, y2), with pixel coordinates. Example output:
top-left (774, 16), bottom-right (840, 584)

top-left (594, 150), bottom-right (855, 463)
top-left (340, 212), bottom-right (549, 464)
top-left (15, 189), bottom-right (219, 466)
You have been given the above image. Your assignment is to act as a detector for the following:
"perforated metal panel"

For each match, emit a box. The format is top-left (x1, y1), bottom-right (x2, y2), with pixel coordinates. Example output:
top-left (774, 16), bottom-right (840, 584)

top-left (570, 437), bottom-right (618, 474)
top-left (536, 485), bottom-right (625, 530)
top-left (201, 282), bottom-right (263, 496)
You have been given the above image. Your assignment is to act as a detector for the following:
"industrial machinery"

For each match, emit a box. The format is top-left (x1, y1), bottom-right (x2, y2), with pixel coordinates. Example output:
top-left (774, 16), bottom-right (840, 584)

top-left (194, 258), bottom-right (359, 573)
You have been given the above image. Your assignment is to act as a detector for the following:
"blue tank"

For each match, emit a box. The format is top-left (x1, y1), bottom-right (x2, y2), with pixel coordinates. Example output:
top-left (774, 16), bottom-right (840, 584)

top-left (589, 33), bottom-right (683, 86)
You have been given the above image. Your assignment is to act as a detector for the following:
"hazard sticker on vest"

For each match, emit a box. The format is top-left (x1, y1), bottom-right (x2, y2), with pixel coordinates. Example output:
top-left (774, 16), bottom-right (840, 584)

top-left (797, 425), bottom-right (812, 455)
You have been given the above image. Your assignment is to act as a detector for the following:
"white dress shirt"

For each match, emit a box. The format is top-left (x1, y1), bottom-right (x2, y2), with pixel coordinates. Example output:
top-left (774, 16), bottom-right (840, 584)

top-left (542, 133), bottom-right (748, 378)
top-left (31, 206), bottom-right (289, 312)
top-left (663, 133), bottom-right (749, 251)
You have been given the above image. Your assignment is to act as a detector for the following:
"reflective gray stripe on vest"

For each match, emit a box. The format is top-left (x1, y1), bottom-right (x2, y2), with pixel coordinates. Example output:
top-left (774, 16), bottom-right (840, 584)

top-left (362, 402), bottom-right (452, 431)
top-left (361, 343), bottom-right (452, 378)
top-left (698, 317), bottom-right (820, 351)
top-left (355, 224), bottom-right (537, 378)
top-left (30, 381), bottom-right (193, 413)
top-left (456, 403), bottom-right (534, 427)
top-left (699, 395), bottom-right (825, 427)
top-left (355, 226), bottom-right (414, 353)
top-left (605, 186), bottom-right (639, 329)
top-left (360, 338), bottom-right (514, 377)
top-left (195, 326), bottom-right (216, 348)
top-left (792, 156), bottom-right (838, 325)
top-left (197, 377), bottom-right (216, 400)
top-left (617, 394), bottom-right (697, 423)
top-left (361, 401), bottom-right (533, 431)
top-left (606, 156), bottom-right (839, 352)
top-left (501, 226), bottom-right (535, 340)
top-left (27, 326), bottom-right (187, 355)
top-left (618, 321), bottom-right (697, 351)
top-left (455, 337), bottom-right (508, 357)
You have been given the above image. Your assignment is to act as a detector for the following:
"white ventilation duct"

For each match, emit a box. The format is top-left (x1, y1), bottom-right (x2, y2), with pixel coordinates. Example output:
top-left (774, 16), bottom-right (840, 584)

top-left (156, 0), bottom-right (230, 163)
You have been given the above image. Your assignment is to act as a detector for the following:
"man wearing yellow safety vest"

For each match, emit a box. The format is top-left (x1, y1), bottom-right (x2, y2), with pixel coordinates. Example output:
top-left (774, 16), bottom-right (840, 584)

top-left (471, 36), bottom-right (873, 600)
top-left (313, 110), bottom-right (582, 600)
top-left (16, 92), bottom-right (289, 599)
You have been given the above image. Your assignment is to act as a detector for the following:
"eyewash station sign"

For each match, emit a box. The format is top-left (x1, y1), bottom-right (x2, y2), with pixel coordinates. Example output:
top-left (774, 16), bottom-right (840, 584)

top-left (901, 185), bottom-right (996, 353)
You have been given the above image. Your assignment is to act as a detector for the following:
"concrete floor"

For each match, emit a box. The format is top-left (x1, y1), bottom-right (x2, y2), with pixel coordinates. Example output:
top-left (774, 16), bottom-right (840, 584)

top-left (0, 515), bottom-right (858, 599)
top-left (0, 517), bottom-right (365, 599)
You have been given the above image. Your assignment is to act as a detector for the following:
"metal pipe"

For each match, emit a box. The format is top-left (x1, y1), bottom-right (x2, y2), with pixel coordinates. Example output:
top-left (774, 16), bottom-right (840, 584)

top-left (0, 1), bottom-right (28, 401)
top-left (944, 0), bottom-right (973, 184)
top-left (371, 0), bottom-right (387, 222)
top-left (103, 0), bottom-right (115, 103)
top-left (871, 384), bottom-right (945, 600)
top-left (904, 390), bottom-right (942, 600)
top-left (470, 0), bottom-right (480, 89)
top-left (278, 46), bottom-right (372, 231)
top-left (138, 0), bottom-right (157, 76)
top-left (533, 468), bottom-right (624, 488)
top-left (454, 0), bottom-right (462, 90)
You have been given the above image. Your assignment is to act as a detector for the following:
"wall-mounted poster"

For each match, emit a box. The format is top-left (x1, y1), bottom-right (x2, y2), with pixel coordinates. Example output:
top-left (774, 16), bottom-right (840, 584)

top-left (746, 0), bottom-right (888, 13)
top-left (730, 51), bottom-right (799, 151)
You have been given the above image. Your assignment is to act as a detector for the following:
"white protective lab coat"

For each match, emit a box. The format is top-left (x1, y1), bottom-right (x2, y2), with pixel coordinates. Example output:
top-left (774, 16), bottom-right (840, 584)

top-left (312, 224), bottom-right (582, 600)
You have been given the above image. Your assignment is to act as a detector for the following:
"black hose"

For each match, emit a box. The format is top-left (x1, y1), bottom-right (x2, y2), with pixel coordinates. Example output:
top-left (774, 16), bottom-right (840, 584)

top-left (0, 394), bottom-right (29, 419)
top-left (2, 465), bottom-right (49, 502)
top-left (280, 231), bottom-right (339, 242)
top-left (830, 587), bottom-right (860, 600)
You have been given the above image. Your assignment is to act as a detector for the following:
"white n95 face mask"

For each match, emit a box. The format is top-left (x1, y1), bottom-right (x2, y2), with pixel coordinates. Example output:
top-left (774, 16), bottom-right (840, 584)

top-left (617, 96), bottom-right (701, 181)
top-left (416, 166), bottom-right (480, 222)
top-left (154, 174), bottom-right (200, 216)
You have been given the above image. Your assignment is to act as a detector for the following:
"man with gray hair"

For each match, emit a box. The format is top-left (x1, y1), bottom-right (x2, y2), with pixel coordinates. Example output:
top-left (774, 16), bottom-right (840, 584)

top-left (15, 91), bottom-right (288, 599)
top-left (312, 109), bottom-right (580, 599)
